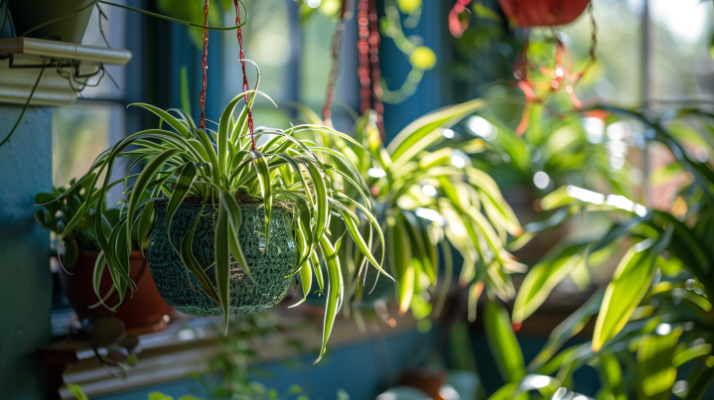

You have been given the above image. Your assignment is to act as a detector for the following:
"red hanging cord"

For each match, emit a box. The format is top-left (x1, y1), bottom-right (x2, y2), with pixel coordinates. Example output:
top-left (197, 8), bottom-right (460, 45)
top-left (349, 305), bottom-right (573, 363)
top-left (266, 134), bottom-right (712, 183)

top-left (199, 0), bottom-right (210, 131)
top-left (234, 0), bottom-right (256, 151)
top-left (321, 0), bottom-right (350, 127)
top-left (357, 0), bottom-right (371, 116)
top-left (368, 0), bottom-right (385, 137)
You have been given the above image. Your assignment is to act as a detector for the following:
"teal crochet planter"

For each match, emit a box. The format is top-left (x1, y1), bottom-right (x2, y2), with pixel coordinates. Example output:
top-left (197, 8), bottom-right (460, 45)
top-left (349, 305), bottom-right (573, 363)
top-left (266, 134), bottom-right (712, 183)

top-left (148, 200), bottom-right (296, 316)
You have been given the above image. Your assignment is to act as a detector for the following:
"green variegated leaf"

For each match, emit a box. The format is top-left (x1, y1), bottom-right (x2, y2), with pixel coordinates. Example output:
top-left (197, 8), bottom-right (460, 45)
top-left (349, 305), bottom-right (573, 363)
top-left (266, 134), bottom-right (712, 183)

top-left (166, 162), bottom-right (198, 250)
top-left (316, 235), bottom-right (343, 363)
top-left (593, 228), bottom-right (672, 352)
top-left (250, 151), bottom-right (272, 247)
top-left (484, 301), bottom-right (525, 383)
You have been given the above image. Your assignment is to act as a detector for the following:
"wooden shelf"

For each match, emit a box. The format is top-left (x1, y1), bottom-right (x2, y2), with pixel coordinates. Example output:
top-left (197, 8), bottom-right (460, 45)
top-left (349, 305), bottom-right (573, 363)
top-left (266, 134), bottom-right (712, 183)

top-left (40, 304), bottom-right (418, 400)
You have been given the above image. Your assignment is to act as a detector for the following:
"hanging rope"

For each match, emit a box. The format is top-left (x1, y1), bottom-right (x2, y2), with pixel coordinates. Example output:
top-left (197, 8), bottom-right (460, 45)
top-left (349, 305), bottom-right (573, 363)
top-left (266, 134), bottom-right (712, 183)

top-left (199, 0), bottom-right (209, 131)
top-left (368, 0), bottom-right (385, 137)
top-left (357, 0), bottom-right (371, 116)
top-left (513, 3), bottom-right (598, 135)
top-left (357, 0), bottom-right (385, 139)
top-left (234, 0), bottom-right (256, 151)
top-left (321, 0), bottom-right (350, 127)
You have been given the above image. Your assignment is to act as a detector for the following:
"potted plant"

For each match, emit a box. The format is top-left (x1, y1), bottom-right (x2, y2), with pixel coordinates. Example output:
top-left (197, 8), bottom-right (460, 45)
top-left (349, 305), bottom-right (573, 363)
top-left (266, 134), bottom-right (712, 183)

top-left (7, 0), bottom-right (96, 43)
top-left (35, 181), bottom-right (172, 334)
top-left (48, 89), bottom-right (387, 361)
top-left (296, 100), bottom-right (524, 324)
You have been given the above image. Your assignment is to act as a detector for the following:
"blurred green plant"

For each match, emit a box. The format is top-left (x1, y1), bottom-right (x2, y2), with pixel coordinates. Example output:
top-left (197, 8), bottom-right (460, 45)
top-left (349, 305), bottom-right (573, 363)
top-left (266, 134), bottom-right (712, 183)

top-left (378, 0), bottom-right (438, 104)
top-left (34, 181), bottom-right (121, 269)
top-left (295, 100), bottom-right (523, 324)
top-left (485, 106), bottom-right (714, 399)
top-left (466, 102), bottom-right (636, 197)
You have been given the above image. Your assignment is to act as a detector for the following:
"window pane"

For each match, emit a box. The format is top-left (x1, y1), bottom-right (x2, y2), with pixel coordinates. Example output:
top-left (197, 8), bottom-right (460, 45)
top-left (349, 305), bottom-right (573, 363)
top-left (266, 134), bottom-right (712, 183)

top-left (300, 13), bottom-right (337, 109)
top-left (561, 0), bottom-right (643, 107)
top-left (220, 0), bottom-right (293, 125)
top-left (79, 1), bottom-right (127, 99)
top-left (649, 0), bottom-right (714, 101)
top-left (52, 103), bottom-right (126, 203)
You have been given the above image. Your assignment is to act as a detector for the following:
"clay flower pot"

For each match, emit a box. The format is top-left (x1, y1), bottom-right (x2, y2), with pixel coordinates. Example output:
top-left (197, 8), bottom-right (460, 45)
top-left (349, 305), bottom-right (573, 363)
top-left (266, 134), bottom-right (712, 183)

top-left (8, 0), bottom-right (95, 43)
top-left (497, 0), bottom-right (590, 27)
top-left (147, 201), bottom-right (297, 316)
top-left (59, 251), bottom-right (172, 335)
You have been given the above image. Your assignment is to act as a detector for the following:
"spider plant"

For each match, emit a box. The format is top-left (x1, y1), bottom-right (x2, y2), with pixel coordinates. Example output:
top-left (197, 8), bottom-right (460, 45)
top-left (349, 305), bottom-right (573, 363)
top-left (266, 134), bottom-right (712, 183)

top-left (46, 89), bottom-right (389, 362)
top-left (297, 99), bottom-right (523, 322)
top-left (485, 106), bottom-right (714, 399)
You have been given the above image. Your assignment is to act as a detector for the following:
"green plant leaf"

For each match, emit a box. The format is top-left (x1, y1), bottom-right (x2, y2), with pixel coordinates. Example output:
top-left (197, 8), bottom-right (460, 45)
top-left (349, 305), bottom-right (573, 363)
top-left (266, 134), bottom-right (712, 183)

top-left (316, 235), bottom-right (343, 363)
top-left (389, 214), bottom-right (414, 314)
top-left (67, 383), bottom-right (89, 400)
top-left (637, 329), bottom-right (681, 398)
top-left (484, 300), bottom-right (525, 383)
top-left (673, 343), bottom-right (712, 367)
top-left (388, 99), bottom-right (487, 165)
top-left (593, 229), bottom-right (672, 352)
top-left (166, 161), bottom-right (198, 250)
top-left (215, 200), bottom-right (231, 334)
top-left (220, 190), bottom-right (254, 283)
top-left (127, 148), bottom-right (181, 256)
top-left (251, 151), bottom-right (272, 247)
top-left (529, 289), bottom-right (604, 372)
top-left (512, 242), bottom-right (589, 324)
top-left (129, 103), bottom-right (192, 138)
top-left (179, 208), bottom-right (220, 304)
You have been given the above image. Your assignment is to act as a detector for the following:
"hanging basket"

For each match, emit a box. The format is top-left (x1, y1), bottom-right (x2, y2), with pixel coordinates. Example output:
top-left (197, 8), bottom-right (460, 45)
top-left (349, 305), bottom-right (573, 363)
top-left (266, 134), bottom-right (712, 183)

top-left (497, 0), bottom-right (590, 27)
top-left (8, 0), bottom-right (95, 43)
top-left (147, 199), bottom-right (297, 316)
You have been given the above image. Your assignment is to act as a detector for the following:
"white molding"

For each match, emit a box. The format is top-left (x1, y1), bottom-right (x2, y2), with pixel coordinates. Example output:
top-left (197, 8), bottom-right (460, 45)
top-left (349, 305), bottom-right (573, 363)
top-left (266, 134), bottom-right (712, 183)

top-left (0, 38), bottom-right (132, 106)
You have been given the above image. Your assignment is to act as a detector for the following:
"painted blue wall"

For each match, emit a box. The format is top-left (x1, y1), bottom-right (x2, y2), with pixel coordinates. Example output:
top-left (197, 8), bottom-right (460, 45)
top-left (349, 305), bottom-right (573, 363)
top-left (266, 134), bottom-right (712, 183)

top-left (0, 105), bottom-right (54, 399)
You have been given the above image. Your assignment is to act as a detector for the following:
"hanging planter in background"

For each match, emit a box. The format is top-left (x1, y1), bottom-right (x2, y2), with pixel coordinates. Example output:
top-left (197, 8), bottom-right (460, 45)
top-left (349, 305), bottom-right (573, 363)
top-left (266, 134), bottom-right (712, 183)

top-left (496, 0), bottom-right (591, 27)
top-left (8, 0), bottom-right (96, 43)
top-left (148, 198), bottom-right (297, 316)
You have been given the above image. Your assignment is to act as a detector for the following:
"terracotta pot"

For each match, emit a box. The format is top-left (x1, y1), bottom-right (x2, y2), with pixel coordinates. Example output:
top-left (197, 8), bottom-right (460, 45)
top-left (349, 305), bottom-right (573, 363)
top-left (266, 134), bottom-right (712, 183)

top-left (59, 251), bottom-right (172, 335)
top-left (497, 0), bottom-right (590, 27)
top-left (8, 0), bottom-right (95, 43)
top-left (398, 370), bottom-right (446, 400)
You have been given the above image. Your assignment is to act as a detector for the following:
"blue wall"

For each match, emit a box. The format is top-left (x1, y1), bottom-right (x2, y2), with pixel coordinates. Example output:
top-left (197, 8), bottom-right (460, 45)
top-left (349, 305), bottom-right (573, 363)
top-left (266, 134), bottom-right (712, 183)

top-left (0, 105), bottom-right (54, 399)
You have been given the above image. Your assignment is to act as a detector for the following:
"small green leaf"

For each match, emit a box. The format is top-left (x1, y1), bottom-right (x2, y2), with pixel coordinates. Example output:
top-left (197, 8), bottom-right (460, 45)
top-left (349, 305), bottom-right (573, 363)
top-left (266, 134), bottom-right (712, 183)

top-left (512, 243), bottom-right (589, 324)
top-left (220, 190), bottom-right (254, 283)
top-left (637, 329), bottom-right (681, 398)
top-left (316, 235), bottom-right (343, 363)
top-left (593, 230), bottom-right (671, 352)
top-left (179, 208), bottom-right (219, 305)
top-left (215, 202), bottom-right (231, 334)
top-left (166, 161), bottom-right (198, 250)
top-left (67, 383), bottom-right (89, 400)
top-left (251, 151), bottom-right (272, 248)
top-left (484, 301), bottom-right (525, 383)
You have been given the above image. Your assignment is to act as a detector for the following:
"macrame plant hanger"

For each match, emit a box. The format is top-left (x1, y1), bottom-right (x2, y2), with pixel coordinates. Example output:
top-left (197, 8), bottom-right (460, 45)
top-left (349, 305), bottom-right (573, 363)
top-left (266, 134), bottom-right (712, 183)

top-left (513, 3), bottom-right (598, 135)
top-left (357, 0), bottom-right (385, 139)
top-left (198, 0), bottom-right (256, 151)
top-left (233, 0), bottom-right (256, 151)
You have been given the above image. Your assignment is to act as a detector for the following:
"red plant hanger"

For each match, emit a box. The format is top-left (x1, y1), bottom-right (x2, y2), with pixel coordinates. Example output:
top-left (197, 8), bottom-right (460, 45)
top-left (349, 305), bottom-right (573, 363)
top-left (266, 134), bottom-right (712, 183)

top-left (512, 4), bottom-right (597, 135)
top-left (198, 0), bottom-right (256, 150)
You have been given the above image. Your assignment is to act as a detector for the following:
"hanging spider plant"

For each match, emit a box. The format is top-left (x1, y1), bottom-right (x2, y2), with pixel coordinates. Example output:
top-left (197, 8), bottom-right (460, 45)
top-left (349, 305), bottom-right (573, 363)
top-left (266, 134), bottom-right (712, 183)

top-left (46, 88), bottom-right (389, 362)
top-left (297, 99), bottom-right (524, 322)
